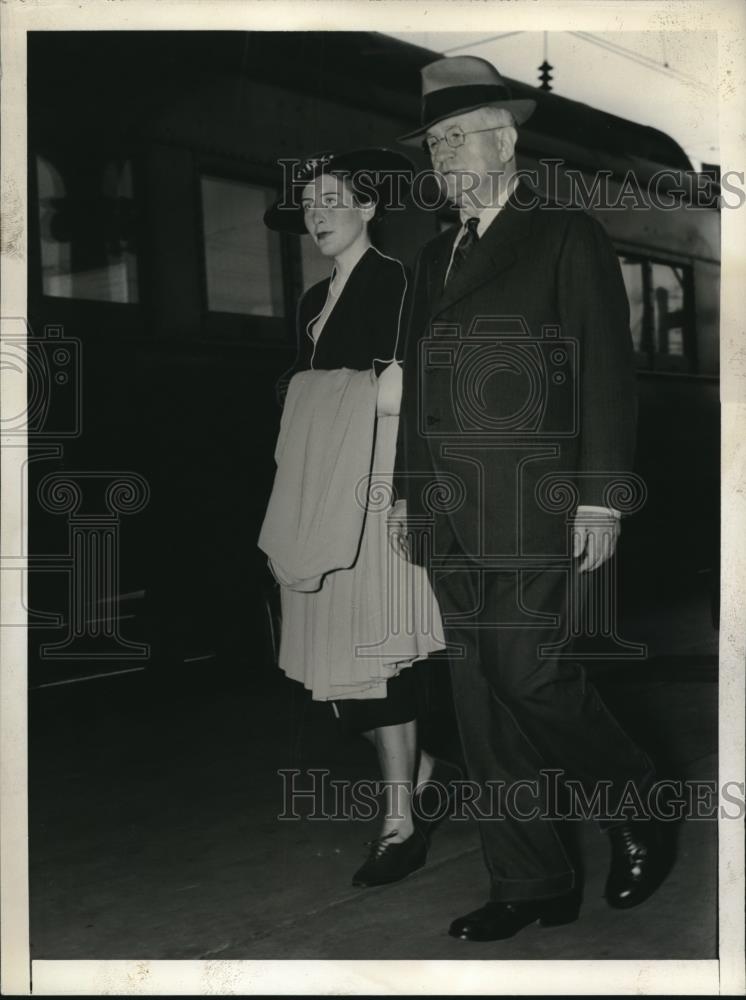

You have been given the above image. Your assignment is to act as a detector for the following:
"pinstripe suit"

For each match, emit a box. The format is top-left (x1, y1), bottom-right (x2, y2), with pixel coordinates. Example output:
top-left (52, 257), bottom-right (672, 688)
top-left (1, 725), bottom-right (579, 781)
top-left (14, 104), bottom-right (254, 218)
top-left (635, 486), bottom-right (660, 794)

top-left (394, 183), bottom-right (655, 901)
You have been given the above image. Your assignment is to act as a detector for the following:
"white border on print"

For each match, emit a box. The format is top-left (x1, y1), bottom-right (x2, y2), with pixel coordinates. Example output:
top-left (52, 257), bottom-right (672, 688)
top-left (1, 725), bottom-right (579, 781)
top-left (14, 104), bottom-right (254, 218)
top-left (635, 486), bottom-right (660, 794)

top-left (1, 0), bottom-right (743, 996)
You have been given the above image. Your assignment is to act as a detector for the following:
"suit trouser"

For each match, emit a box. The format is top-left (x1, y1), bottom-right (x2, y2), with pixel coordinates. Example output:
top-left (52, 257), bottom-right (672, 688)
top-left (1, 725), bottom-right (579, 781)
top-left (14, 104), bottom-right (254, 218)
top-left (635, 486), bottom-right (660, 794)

top-left (431, 563), bottom-right (656, 903)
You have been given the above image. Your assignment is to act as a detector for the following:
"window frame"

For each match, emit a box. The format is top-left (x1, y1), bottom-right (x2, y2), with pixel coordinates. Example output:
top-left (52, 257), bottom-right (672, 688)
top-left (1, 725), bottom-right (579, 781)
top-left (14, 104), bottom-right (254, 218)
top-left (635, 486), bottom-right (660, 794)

top-left (30, 144), bottom-right (147, 338)
top-left (194, 157), bottom-right (301, 346)
top-left (617, 251), bottom-right (697, 375)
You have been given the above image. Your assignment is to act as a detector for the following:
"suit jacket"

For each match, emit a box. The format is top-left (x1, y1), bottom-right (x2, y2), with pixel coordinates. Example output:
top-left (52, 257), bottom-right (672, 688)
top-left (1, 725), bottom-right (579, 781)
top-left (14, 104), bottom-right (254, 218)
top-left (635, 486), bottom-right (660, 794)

top-left (394, 182), bottom-right (637, 561)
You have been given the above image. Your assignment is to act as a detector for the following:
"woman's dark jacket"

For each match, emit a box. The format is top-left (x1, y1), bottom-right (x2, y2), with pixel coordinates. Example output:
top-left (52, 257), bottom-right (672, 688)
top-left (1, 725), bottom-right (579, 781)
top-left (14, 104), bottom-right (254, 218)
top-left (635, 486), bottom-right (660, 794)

top-left (277, 246), bottom-right (408, 402)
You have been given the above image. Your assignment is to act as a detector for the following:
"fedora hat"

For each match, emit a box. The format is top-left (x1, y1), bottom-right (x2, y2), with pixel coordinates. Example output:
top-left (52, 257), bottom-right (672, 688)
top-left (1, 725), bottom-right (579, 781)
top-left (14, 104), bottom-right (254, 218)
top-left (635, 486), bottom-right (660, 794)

top-left (398, 55), bottom-right (536, 145)
top-left (264, 147), bottom-right (415, 234)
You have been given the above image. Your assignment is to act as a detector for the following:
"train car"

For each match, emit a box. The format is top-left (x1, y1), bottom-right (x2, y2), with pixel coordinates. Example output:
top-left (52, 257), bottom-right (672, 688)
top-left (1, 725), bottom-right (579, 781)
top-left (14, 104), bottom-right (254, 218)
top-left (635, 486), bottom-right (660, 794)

top-left (25, 31), bottom-right (719, 687)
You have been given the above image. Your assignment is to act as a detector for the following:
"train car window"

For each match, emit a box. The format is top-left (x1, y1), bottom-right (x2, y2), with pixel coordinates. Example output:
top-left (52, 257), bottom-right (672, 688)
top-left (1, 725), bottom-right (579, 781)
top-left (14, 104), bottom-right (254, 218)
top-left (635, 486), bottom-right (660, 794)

top-left (650, 262), bottom-right (686, 360)
top-left (36, 155), bottom-right (139, 304)
top-left (618, 255), bottom-right (695, 374)
top-left (619, 258), bottom-right (646, 356)
top-left (201, 176), bottom-right (284, 317)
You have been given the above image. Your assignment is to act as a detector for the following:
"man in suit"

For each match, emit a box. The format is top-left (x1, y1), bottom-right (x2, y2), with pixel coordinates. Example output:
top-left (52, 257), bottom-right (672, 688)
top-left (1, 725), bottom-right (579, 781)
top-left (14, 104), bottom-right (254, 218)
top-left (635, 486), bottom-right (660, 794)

top-left (391, 56), bottom-right (672, 941)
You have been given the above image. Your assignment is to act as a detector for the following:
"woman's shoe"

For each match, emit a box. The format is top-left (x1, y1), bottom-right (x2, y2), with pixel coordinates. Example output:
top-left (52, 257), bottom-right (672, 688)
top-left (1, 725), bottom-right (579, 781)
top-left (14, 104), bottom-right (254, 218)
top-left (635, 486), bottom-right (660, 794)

top-left (413, 758), bottom-right (463, 842)
top-left (352, 828), bottom-right (428, 887)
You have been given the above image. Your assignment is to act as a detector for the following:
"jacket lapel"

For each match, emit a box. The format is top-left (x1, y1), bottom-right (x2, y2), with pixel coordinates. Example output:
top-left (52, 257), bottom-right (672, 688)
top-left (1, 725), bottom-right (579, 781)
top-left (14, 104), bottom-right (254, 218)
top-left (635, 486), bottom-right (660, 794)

top-left (431, 182), bottom-right (536, 318)
top-left (426, 227), bottom-right (457, 307)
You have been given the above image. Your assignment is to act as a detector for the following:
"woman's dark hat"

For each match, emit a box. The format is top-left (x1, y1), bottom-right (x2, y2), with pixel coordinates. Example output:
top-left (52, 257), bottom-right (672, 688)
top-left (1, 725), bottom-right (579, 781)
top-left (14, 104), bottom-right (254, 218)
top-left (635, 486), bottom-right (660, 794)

top-left (398, 56), bottom-right (536, 145)
top-left (263, 147), bottom-right (415, 234)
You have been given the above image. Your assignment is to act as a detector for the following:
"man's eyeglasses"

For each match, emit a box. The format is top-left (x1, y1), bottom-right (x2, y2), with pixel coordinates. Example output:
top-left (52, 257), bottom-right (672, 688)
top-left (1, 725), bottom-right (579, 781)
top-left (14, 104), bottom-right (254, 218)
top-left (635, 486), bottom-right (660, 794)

top-left (423, 125), bottom-right (511, 155)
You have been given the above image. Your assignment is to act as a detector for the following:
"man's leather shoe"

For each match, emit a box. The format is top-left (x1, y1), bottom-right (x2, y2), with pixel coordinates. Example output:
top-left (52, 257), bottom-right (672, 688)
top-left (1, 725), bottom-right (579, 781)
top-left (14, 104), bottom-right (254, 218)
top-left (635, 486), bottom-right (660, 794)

top-left (352, 828), bottom-right (427, 887)
top-left (413, 758), bottom-right (463, 842)
top-left (604, 820), bottom-right (671, 909)
top-left (449, 893), bottom-right (580, 941)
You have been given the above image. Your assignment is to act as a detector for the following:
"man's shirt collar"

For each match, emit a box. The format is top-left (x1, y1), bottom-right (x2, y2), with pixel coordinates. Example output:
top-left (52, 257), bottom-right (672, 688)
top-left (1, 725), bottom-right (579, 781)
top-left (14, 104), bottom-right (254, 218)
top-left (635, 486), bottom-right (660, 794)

top-left (458, 173), bottom-right (518, 237)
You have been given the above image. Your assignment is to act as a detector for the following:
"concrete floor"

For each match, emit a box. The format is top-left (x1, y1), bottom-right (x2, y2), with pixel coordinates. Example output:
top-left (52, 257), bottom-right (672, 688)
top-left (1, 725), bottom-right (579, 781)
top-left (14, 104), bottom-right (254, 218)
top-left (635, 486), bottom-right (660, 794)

top-left (29, 585), bottom-right (718, 961)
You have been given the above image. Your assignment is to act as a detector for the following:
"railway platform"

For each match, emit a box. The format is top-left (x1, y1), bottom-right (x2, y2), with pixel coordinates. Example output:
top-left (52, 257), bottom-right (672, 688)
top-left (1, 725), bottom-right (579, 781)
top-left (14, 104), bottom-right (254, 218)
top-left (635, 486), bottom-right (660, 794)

top-left (29, 583), bottom-right (719, 962)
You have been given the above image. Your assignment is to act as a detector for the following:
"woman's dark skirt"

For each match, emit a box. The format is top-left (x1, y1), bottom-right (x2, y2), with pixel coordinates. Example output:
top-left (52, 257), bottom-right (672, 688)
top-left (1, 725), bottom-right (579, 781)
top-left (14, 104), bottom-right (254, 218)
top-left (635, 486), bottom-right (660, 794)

top-left (332, 668), bottom-right (417, 734)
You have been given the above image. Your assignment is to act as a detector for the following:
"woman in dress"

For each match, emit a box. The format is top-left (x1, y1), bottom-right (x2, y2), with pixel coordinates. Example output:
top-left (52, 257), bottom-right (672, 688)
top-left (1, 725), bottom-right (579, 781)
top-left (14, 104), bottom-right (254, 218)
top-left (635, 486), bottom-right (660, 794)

top-left (260, 148), bottom-right (458, 887)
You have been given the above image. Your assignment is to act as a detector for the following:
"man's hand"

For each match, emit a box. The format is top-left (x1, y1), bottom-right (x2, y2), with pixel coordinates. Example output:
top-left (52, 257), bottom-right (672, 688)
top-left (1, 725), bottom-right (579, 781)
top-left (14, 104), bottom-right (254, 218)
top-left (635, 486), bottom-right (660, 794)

top-left (572, 507), bottom-right (621, 573)
top-left (388, 498), bottom-right (412, 563)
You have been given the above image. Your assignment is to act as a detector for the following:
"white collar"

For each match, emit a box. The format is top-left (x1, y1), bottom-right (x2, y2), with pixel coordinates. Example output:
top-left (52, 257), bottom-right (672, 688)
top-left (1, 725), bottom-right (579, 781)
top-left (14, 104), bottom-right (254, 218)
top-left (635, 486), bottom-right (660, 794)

top-left (458, 173), bottom-right (518, 237)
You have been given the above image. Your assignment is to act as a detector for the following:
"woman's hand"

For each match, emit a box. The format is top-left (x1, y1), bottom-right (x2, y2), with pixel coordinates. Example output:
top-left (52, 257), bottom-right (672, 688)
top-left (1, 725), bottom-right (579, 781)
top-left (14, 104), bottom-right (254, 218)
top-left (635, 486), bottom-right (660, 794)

top-left (388, 498), bottom-right (411, 562)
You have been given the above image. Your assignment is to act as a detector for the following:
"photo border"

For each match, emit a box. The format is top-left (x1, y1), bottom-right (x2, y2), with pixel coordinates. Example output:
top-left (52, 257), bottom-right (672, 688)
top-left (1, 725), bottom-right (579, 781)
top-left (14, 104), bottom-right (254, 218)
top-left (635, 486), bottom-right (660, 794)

top-left (2, 1), bottom-right (744, 995)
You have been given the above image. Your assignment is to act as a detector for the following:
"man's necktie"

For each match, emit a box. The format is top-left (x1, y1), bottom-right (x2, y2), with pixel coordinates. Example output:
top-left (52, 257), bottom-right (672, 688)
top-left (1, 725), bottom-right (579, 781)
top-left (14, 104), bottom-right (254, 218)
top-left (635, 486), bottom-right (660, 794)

top-left (446, 216), bottom-right (480, 285)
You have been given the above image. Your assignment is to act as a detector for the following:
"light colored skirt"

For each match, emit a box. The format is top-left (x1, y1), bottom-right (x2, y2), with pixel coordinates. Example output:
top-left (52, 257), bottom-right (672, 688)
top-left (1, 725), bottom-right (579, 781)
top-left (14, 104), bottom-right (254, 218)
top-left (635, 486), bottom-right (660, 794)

top-left (278, 414), bottom-right (446, 701)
